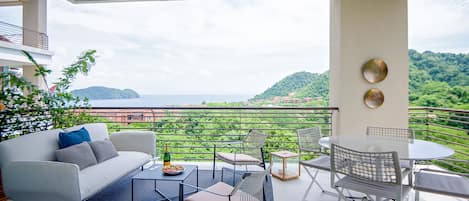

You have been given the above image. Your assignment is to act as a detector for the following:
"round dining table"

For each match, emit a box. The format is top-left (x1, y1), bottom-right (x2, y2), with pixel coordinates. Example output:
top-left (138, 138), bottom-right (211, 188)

top-left (318, 136), bottom-right (455, 160)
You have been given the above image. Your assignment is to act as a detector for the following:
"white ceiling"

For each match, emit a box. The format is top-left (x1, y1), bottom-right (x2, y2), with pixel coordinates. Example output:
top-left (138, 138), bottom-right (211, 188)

top-left (0, 0), bottom-right (26, 7)
top-left (0, 0), bottom-right (179, 6)
top-left (67, 0), bottom-right (181, 4)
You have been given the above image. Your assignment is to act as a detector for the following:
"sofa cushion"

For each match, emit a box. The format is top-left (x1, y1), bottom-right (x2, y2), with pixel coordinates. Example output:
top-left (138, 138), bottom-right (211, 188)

top-left (56, 142), bottom-right (98, 170)
top-left (59, 127), bottom-right (91, 149)
top-left (66, 123), bottom-right (109, 141)
top-left (0, 129), bottom-right (62, 169)
top-left (89, 140), bottom-right (118, 163)
top-left (79, 151), bottom-right (151, 199)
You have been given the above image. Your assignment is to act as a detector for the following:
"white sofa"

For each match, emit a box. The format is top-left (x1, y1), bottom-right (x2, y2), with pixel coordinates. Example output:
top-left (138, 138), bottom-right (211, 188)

top-left (0, 123), bottom-right (156, 201)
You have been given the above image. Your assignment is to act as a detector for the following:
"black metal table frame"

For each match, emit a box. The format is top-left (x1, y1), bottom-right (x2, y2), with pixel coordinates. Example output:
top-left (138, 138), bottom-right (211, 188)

top-left (131, 165), bottom-right (199, 201)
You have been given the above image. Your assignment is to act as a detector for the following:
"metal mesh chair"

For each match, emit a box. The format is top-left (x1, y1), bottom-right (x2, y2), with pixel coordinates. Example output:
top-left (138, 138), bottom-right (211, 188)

top-left (366, 126), bottom-right (415, 142)
top-left (331, 144), bottom-right (411, 201)
top-left (181, 165), bottom-right (270, 201)
top-left (212, 130), bottom-right (267, 185)
top-left (366, 126), bottom-right (415, 185)
top-left (297, 127), bottom-right (335, 200)
top-left (415, 168), bottom-right (469, 200)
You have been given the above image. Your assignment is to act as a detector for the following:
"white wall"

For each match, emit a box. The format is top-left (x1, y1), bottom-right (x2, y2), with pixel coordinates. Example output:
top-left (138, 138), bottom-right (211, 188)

top-left (329, 0), bottom-right (409, 135)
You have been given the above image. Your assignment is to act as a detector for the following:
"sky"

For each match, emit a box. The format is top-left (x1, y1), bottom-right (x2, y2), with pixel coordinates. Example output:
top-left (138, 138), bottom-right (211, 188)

top-left (0, 0), bottom-right (468, 95)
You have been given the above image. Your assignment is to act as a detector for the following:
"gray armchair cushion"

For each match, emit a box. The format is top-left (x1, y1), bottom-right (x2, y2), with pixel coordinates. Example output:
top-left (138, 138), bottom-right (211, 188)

top-left (415, 171), bottom-right (469, 198)
top-left (89, 140), bottom-right (119, 163)
top-left (56, 142), bottom-right (97, 170)
top-left (300, 155), bottom-right (331, 171)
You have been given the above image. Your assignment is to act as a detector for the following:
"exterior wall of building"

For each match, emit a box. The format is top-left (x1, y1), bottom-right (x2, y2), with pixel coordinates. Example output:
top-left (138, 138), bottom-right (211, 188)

top-left (0, 41), bottom-right (52, 66)
top-left (329, 0), bottom-right (409, 135)
top-left (23, 0), bottom-right (47, 47)
top-left (22, 0), bottom-right (48, 89)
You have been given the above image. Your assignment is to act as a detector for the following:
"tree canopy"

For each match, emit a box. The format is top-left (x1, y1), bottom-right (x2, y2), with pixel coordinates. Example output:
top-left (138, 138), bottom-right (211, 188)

top-left (252, 49), bottom-right (469, 109)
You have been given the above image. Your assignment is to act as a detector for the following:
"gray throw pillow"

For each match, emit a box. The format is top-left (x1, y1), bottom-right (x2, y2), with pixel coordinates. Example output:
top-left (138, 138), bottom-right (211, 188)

top-left (89, 140), bottom-right (119, 163)
top-left (55, 142), bottom-right (98, 170)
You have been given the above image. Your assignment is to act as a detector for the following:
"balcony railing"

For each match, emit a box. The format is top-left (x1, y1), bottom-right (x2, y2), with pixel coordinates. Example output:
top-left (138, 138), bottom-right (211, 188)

top-left (409, 107), bottom-right (469, 173)
top-left (1, 106), bottom-right (467, 172)
top-left (0, 21), bottom-right (48, 50)
top-left (82, 107), bottom-right (338, 161)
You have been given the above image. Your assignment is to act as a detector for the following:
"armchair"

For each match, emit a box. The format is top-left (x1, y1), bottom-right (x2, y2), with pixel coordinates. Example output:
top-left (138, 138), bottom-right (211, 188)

top-left (180, 165), bottom-right (270, 201)
top-left (212, 130), bottom-right (267, 185)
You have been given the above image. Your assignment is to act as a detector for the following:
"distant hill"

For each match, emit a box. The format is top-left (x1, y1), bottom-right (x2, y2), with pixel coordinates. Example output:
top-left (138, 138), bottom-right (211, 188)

top-left (294, 72), bottom-right (329, 100)
top-left (408, 50), bottom-right (469, 108)
top-left (252, 49), bottom-right (469, 108)
top-left (71, 86), bottom-right (140, 100)
top-left (252, 71), bottom-right (320, 100)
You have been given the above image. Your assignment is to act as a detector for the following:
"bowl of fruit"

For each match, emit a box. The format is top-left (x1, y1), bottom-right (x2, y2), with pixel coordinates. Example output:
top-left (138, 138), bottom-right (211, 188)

top-left (162, 165), bottom-right (185, 175)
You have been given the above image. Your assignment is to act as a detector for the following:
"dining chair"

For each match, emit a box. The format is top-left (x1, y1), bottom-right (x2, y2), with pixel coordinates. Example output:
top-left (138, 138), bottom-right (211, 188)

top-left (330, 144), bottom-right (411, 201)
top-left (366, 126), bottom-right (415, 185)
top-left (212, 129), bottom-right (267, 185)
top-left (366, 126), bottom-right (415, 142)
top-left (180, 165), bottom-right (271, 201)
top-left (414, 168), bottom-right (469, 200)
top-left (297, 127), bottom-right (336, 200)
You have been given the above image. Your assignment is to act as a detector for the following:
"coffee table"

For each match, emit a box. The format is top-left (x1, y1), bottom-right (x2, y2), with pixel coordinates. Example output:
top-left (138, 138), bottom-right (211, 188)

top-left (131, 165), bottom-right (198, 201)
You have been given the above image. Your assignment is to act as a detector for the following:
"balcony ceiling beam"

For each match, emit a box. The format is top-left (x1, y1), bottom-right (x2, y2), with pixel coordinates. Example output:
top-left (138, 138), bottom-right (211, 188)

top-left (67, 0), bottom-right (181, 4)
top-left (0, 0), bottom-right (28, 7)
top-left (0, 41), bottom-right (53, 66)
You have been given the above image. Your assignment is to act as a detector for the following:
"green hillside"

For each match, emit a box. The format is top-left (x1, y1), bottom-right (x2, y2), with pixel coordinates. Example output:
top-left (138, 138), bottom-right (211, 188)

top-left (253, 50), bottom-right (469, 108)
top-left (294, 72), bottom-right (329, 100)
top-left (252, 71), bottom-right (320, 100)
top-left (408, 50), bottom-right (469, 109)
top-left (71, 86), bottom-right (140, 100)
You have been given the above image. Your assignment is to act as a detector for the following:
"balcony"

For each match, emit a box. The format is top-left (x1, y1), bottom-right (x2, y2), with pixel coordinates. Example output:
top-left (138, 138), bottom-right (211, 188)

top-left (0, 21), bottom-right (52, 66)
top-left (0, 21), bottom-right (48, 50)
top-left (1, 106), bottom-right (467, 200)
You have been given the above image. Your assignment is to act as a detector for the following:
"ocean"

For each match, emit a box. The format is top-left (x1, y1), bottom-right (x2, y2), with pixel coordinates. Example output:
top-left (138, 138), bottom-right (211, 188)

top-left (87, 94), bottom-right (254, 107)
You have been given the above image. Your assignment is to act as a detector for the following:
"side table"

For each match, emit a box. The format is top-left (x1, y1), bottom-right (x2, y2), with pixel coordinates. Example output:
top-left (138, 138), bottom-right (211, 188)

top-left (270, 150), bottom-right (300, 181)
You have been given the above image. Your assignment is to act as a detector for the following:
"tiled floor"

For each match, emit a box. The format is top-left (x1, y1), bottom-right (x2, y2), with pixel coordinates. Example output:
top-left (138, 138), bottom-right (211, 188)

top-left (271, 166), bottom-right (465, 201)
top-left (182, 162), bottom-right (465, 201)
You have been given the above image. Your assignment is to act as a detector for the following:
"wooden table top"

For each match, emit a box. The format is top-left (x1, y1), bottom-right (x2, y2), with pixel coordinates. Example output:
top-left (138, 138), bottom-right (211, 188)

top-left (271, 150), bottom-right (298, 158)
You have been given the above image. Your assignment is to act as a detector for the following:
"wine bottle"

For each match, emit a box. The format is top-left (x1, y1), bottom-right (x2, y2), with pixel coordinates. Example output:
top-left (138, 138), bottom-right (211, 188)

top-left (163, 144), bottom-right (171, 167)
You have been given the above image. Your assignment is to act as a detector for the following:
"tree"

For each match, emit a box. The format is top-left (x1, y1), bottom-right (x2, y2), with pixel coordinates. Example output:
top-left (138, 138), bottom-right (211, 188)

top-left (0, 50), bottom-right (97, 139)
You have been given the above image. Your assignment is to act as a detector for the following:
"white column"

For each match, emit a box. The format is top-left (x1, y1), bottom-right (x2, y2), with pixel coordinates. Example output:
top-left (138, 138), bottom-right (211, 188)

top-left (23, 0), bottom-right (47, 47)
top-left (0, 66), bottom-right (3, 90)
top-left (23, 67), bottom-right (46, 89)
top-left (330, 0), bottom-right (409, 135)
top-left (22, 0), bottom-right (47, 89)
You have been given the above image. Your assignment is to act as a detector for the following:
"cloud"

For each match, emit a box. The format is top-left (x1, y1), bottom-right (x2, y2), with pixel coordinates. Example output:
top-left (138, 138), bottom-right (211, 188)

top-left (2, 0), bottom-right (467, 94)
top-left (45, 0), bottom-right (329, 94)
top-left (408, 0), bottom-right (469, 53)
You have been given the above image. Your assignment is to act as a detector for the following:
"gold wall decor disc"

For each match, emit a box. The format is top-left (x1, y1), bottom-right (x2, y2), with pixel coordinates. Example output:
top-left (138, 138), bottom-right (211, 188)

top-left (364, 88), bottom-right (384, 109)
top-left (362, 58), bottom-right (388, 83)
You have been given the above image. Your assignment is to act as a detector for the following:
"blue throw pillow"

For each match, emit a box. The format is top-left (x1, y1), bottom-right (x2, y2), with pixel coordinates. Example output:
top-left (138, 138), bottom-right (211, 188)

top-left (58, 127), bottom-right (91, 149)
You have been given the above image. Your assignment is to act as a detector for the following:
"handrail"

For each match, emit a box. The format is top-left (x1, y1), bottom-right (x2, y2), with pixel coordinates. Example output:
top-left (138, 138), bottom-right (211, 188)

top-left (79, 107), bottom-right (338, 161)
top-left (409, 107), bottom-right (469, 173)
top-left (409, 106), bottom-right (469, 114)
top-left (77, 106), bottom-right (339, 110)
top-left (0, 21), bottom-right (48, 50)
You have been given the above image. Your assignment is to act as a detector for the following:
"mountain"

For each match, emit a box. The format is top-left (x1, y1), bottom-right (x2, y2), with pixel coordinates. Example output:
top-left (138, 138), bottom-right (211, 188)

top-left (252, 50), bottom-right (469, 108)
top-left (408, 50), bottom-right (469, 108)
top-left (71, 86), bottom-right (140, 100)
top-left (294, 72), bottom-right (329, 100)
top-left (252, 72), bottom-right (320, 100)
